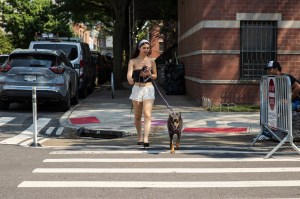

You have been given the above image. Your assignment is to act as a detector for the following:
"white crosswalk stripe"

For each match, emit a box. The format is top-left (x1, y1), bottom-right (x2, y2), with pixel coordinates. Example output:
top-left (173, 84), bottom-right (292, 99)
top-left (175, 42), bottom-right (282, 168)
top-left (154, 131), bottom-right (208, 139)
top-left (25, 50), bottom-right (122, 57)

top-left (32, 167), bottom-right (300, 173)
top-left (42, 157), bottom-right (300, 163)
top-left (48, 149), bottom-right (290, 155)
top-left (55, 127), bottom-right (64, 136)
top-left (45, 127), bottom-right (55, 136)
top-left (20, 137), bottom-right (49, 146)
top-left (0, 117), bottom-right (65, 146)
top-left (0, 117), bottom-right (15, 126)
top-left (17, 180), bottom-right (300, 188)
top-left (17, 150), bottom-right (300, 190)
top-left (0, 118), bottom-right (51, 145)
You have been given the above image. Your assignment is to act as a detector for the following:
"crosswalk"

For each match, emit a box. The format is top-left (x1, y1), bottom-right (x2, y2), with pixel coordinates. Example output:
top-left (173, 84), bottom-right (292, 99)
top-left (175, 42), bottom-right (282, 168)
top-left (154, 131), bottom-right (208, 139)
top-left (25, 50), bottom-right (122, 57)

top-left (0, 116), bottom-right (67, 146)
top-left (17, 150), bottom-right (300, 191)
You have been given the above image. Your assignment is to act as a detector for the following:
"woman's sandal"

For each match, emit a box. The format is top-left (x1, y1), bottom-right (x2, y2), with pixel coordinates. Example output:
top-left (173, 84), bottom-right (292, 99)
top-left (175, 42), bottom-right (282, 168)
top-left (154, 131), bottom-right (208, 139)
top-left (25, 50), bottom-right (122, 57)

top-left (143, 143), bottom-right (149, 148)
top-left (138, 142), bottom-right (143, 145)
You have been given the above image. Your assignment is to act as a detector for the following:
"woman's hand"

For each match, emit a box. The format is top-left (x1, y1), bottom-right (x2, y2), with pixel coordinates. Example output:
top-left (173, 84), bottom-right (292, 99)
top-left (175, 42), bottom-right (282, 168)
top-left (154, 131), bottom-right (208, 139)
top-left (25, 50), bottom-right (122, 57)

top-left (141, 66), bottom-right (151, 78)
top-left (128, 77), bottom-right (134, 85)
top-left (142, 70), bottom-right (151, 78)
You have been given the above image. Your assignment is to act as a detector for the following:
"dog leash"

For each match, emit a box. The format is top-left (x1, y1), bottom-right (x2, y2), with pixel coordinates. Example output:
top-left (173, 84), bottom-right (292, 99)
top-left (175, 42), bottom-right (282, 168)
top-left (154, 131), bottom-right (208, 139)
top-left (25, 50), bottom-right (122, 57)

top-left (150, 79), bottom-right (175, 113)
top-left (141, 67), bottom-right (175, 113)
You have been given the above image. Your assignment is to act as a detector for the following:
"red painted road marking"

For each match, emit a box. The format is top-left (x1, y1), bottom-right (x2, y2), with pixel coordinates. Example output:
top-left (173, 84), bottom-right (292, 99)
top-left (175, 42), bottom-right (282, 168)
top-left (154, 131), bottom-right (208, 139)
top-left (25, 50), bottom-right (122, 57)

top-left (183, 127), bottom-right (247, 133)
top-left (69, 117), bottom-right (100, 124)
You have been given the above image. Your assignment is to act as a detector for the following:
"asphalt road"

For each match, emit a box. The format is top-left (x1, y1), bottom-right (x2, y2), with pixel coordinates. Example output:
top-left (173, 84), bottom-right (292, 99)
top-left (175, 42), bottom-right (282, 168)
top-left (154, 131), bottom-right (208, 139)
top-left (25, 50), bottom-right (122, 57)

top-left (2, 144), bottom-right (300, 199)
top-left (1, 89), bottom-right (300, 198)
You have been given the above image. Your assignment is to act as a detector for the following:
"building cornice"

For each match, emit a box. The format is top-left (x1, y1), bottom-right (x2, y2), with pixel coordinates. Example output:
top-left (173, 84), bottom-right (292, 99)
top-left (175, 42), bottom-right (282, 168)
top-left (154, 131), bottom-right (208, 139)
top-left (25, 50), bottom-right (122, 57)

top-left (179, 12), bottom-right (300, 42)
top-left (178, 50), bottom-right (300, 59)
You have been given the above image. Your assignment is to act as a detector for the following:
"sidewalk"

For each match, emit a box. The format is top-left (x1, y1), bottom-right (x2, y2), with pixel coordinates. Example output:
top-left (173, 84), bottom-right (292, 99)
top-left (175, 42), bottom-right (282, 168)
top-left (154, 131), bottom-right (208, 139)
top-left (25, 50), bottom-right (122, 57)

top-left (40, 82), bottom-right (267, 149)
top-left (62, 82), bottom-right (261, 132)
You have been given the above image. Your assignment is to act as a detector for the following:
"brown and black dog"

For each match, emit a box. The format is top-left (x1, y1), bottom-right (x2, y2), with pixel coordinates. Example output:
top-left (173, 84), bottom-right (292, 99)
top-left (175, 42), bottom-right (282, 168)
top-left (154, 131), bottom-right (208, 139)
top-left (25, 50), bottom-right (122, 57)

top-left (167, 112), bottom-right (183, 153)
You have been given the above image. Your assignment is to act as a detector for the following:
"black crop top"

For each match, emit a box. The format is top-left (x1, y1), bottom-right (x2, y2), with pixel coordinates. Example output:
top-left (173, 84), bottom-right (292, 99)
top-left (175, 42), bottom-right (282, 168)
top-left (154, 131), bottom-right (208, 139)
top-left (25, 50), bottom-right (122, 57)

top-left (132, 69), bottom-right (152, 83)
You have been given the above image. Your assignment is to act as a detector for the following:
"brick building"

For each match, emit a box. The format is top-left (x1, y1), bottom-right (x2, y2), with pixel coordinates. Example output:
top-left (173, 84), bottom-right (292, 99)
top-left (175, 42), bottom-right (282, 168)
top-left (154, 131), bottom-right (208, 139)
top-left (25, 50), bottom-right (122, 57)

top-left (149, 23), bottom-right (164, 59)
top-left (178, 0), bottom-right (300, 105)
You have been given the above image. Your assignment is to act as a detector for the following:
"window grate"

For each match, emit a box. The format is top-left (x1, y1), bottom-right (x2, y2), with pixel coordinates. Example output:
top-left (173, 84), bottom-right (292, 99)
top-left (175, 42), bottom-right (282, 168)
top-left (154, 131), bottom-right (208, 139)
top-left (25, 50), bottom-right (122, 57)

top-left (240, 21), bottom-right (277, 80)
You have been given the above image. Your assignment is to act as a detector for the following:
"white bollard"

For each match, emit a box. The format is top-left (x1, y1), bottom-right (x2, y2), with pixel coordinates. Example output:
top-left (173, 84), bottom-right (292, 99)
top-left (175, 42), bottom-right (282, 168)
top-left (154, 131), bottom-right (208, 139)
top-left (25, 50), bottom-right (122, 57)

top-left (32, 86), bottom-right (38, 147)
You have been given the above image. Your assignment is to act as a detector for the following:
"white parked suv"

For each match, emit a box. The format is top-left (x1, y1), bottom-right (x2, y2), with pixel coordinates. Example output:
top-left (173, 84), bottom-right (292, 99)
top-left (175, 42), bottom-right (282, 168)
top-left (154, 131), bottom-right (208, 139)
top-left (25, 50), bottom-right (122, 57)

top-left (29, 39), bottom-right (96, 98)
top-left (0, 49), bottom-right (79, 111)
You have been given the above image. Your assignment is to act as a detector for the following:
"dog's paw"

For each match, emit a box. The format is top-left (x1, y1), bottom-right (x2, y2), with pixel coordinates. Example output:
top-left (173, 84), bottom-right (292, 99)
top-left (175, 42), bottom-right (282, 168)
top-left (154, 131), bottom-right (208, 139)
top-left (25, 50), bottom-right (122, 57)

top-left (171, 150), bottom-right (175, 154)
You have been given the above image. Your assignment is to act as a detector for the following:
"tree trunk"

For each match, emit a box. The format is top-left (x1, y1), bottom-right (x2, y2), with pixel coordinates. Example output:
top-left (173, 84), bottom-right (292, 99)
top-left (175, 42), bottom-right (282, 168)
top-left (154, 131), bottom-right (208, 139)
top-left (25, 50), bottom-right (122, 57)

top-left (111, 0), bottom-right (131, 89)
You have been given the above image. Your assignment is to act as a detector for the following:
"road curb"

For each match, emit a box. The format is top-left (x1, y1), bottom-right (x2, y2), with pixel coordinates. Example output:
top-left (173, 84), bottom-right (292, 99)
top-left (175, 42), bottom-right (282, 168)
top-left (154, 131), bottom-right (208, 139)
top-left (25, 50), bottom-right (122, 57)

top-left (76, 127), bottom-right (133, 139)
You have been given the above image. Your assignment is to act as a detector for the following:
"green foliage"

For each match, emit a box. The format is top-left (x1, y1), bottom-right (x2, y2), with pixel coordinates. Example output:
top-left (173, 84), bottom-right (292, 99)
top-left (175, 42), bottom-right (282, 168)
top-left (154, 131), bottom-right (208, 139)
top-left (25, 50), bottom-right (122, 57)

top-left (56, 0), bottom-right (114, 36)
top-left (0, 0), bottom-right (73, 48)
top-left (33, 0), bottom-right (177, 89)
top-left (0, 29), bottom-right (13, 54)
top-left (208, 104), bottom-right (260, 112)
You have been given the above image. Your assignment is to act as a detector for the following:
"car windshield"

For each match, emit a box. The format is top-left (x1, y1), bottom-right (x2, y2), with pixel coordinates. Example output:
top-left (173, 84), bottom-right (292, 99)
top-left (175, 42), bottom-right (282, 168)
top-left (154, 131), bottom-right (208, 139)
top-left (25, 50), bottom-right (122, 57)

top-left (32, 44), bottom-right (78, 61)
top-left (9, 54), bottom-right (58, 68)
top-left (0, 56), bottom-right (8, 65)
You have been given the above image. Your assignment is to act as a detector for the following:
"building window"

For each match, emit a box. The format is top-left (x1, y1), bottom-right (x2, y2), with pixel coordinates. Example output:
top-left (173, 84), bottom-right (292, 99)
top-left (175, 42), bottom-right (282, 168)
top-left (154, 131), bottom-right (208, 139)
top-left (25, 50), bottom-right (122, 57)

top-left (240, 21), bottom-right (277, 79)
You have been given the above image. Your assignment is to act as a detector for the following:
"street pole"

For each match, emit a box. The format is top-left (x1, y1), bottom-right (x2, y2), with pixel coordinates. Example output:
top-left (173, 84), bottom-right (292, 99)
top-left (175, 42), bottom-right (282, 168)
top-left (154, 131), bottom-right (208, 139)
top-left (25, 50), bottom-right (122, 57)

top-left (31, 86), bottom-right (39, 147)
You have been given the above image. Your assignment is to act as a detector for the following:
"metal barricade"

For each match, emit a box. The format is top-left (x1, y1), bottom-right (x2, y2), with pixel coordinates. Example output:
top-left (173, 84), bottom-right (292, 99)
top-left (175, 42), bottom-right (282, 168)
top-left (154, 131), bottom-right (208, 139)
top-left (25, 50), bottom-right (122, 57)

top-left (251, 75), bottom-right (300, 158)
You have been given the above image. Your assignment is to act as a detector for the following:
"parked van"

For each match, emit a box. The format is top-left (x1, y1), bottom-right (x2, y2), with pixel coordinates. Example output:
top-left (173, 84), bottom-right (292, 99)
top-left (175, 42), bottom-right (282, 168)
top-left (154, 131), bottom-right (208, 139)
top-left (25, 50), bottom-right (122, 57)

top-left (29, 39), bottom-right (96, 98)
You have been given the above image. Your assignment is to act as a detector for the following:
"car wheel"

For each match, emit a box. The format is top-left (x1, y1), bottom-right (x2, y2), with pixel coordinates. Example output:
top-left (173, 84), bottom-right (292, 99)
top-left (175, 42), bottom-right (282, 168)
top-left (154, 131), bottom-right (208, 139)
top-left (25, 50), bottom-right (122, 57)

top-left (0, 100), bottom-right (10, 110)
top-left (71, 88), bottom-right (79, 105)
top-left (60, 90), bottom-right (71, 112)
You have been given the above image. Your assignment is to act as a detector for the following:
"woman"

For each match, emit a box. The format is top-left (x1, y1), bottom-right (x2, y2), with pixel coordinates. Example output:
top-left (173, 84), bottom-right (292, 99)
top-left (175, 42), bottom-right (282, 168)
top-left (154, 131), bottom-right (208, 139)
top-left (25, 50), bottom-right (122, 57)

top-left (127, 39), bottom-right (157, 147)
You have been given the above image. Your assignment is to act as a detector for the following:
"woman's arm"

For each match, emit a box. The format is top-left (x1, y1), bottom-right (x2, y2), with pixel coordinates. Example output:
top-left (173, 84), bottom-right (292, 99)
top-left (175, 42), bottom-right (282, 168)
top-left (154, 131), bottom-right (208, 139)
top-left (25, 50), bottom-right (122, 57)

top-left (127, 59), bottom-right (134, 85)
top-left (150, 59), bottom-right (157, 80)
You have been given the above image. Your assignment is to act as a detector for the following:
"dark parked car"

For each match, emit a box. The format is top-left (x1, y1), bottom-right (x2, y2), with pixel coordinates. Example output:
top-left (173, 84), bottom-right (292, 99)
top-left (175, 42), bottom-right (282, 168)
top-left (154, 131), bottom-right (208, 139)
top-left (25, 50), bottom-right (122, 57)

top-left (29, 39), bottom-right (96, 98)
top-left (91, 51), bottom-right (112, 85)
top-left (0, 49), bottom-right (78, 111)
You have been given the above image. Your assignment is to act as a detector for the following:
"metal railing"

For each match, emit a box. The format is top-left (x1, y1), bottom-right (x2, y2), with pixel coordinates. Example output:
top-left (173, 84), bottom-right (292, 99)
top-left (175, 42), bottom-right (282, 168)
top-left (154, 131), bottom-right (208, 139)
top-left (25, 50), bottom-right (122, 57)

top-left (252, 75), bottom-right (300, 158)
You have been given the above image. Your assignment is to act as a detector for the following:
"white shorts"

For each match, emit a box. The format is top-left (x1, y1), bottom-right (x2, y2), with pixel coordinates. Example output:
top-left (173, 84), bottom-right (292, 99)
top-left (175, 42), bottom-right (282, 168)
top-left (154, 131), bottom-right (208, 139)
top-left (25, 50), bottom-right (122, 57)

top-left (129, 85), bottom-right (155, 102)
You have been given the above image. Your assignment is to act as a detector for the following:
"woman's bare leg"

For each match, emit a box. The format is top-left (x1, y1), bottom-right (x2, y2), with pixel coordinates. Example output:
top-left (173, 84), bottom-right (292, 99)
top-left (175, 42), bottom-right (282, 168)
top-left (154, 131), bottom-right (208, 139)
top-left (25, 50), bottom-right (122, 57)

top-left (132, 100), bottom-right (143, 142)
top-left (143, 99), bottom-right (154, 143)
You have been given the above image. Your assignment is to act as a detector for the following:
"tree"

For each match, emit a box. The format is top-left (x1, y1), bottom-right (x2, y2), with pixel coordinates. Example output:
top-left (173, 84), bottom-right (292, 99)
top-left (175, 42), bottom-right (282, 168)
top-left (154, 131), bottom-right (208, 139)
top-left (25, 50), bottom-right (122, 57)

top-left (0, 0), bottom-right (73, 48)
top-left (44, 0), bottom-right (177, 89)
top-left (0, 29), bottom-right (13, 54)
top-left (111, 0), bottom-right (131, 88)
top-left (57, 0), bottom-right (130, 89)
